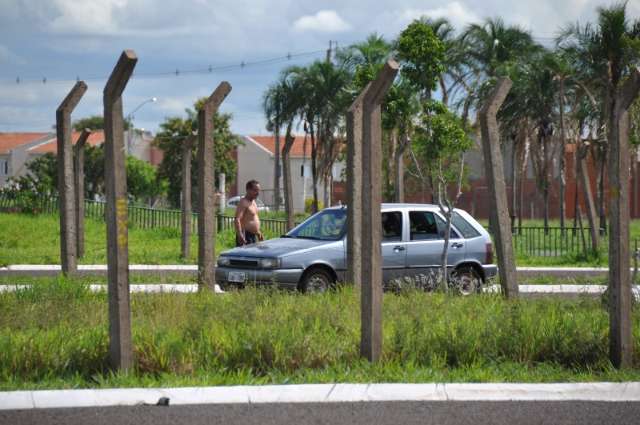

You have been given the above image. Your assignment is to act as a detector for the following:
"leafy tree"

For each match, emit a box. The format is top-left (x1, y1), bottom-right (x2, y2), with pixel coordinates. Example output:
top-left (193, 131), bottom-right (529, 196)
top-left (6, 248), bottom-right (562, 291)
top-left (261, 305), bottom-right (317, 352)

top-left (126, 156), bottom-right (166, 205)
top-left (412, 101), bottom-right (473, 290)
top-left (396, 20), bottom-right (446, 100)
top-left (72, 115), bottom-right (131, 131)
top-left (83, 144), bottom-right (105, 200)
top-left (8, 153), bottom-right (58, 195)
top-left (154, 104), bottom-right (242, 209)
top-left (5, 147), bottom-right (163, 205)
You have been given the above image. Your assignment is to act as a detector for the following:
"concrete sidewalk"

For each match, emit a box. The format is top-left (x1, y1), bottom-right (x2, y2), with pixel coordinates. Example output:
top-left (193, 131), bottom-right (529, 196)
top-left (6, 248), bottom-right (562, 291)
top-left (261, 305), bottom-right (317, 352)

top-left (0, 264), bottom-right (625, 278)
top-left (2, 382), bottom-right (640, 410)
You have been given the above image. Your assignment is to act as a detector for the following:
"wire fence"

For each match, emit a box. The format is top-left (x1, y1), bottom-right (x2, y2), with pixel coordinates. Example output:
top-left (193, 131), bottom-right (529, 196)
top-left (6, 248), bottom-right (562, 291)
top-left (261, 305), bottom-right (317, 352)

top-left (511, 226), bottom-right (592, 258)
top-left (0, 193), bottom-right (295, 235)
top-left (2, 192), bottom-right (638, 258)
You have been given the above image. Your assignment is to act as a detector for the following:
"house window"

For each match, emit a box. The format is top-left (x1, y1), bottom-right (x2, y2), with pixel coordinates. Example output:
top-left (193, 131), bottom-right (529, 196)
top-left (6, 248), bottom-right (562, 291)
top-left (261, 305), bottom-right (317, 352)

top-left (1, 159), bottom-right (7, 176)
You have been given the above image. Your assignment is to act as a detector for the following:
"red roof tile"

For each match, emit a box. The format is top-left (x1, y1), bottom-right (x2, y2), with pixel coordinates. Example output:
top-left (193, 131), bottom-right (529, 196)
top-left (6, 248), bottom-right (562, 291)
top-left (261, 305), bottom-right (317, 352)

top-left (29, 131), bottom-right (105, 154)
top-left (249, 135), bottom-right (311, 157)
top-left (0, 133), bottom-right (50, 154)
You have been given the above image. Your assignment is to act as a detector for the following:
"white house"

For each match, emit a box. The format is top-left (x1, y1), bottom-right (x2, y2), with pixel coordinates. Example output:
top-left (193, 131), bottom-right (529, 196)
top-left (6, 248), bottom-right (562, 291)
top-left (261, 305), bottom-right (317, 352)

top-left (234, 135), bottom-right (345, 213)
top-left (0, 130), bottom-right (162, 188)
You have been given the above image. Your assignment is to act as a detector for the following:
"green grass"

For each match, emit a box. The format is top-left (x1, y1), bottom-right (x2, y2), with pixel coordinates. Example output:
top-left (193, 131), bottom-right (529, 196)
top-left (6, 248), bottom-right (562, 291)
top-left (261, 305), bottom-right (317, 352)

top-left (516, 275), bottom-right (610, 285)
top-left (1, 281), bottom-right (640, 390)
top-left (2, 212), bottom-right (640, 267)
top-left (0, 213), bottom-right (281, 266)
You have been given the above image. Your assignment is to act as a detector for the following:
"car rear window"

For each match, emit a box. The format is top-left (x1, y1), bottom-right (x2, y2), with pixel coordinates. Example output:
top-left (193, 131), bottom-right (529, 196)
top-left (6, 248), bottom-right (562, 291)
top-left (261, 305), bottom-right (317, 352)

top-left (452, 212), bottom-right (481, 239)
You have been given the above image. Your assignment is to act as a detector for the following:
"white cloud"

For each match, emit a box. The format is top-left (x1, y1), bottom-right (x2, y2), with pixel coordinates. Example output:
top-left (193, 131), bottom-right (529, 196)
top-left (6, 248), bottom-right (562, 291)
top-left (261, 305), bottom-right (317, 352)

top-left (398, 2), bottom-right (480, 29)
top-left (48, 0), bottom-right (128, 35)
top-left (293, 10), bottom-right (352, 33)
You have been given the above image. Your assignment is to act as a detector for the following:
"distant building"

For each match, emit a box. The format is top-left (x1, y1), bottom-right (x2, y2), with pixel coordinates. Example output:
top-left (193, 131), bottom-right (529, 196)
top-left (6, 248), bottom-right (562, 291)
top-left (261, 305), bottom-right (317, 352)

top-left (231, 135), bottom-right (346, 213)
top-left (0, 131), bottom-right (162, 188)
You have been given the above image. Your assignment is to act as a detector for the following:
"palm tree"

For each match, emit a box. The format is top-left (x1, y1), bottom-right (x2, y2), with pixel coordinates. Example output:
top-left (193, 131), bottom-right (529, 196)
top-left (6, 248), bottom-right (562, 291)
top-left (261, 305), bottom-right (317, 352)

top-left (336, 33), bottom-right (392, 71)
top-left (263, 84), bottom-right (286, 211)
top-left (558, 2), bottom-right (640, 234)
top-left (462, 17), bottom-right (539, 80)
top-left (273, 67), bottom-right (305, 228)
top-left (292, 61), bottom-right (351, 212)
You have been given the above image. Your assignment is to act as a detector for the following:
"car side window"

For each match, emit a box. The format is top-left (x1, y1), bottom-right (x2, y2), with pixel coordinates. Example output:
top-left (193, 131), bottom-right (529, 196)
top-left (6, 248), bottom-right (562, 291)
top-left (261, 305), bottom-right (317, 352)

top-left (409, 211), bottom-right (440, 240)
top-left (435, 215), bottom-right (461, 239)
top-left (382, 211), bottom-right (403, 241)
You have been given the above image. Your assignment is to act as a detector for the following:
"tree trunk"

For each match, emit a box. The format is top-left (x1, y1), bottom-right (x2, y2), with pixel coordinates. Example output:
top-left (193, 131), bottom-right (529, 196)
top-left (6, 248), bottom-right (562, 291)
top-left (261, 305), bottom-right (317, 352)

top-left (323, 173), bottom-right (330, 208)
top-left (394, 134), bottom-right (407, 203)
top-left (542, 135), bottom-right (550, 234)
top-left (310, 126), bottom-right (319, 213)
top-left (273, 126), bottom-right (281, 212)
top-left (439, 77), bottom-right (448, 107)
top-left (282, 122), bottom-right (295, 229)
top-left (598, 146), bottom-right (607, 235)
top-left (559, 78), bottom-right (567, 234)
top-left (578, 145), bottom-right (599, 254)
top-left (517, 125), bottom-right (529, 235)
top-left (511, 136), bottom-right (517, 234)
top-left (633, 149), bottom-right (638, 218)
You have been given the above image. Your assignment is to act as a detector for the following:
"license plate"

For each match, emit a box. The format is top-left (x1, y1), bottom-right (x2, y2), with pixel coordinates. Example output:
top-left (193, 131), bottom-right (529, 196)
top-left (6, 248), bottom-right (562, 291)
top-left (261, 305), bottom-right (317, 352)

top-left (228, 271), bottom-right (246, 283)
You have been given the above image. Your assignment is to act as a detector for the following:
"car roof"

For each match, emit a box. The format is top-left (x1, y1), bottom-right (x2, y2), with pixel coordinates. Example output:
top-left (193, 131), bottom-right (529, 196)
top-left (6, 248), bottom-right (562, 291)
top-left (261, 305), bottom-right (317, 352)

top-left (325, 203), bottom-right (452, 211)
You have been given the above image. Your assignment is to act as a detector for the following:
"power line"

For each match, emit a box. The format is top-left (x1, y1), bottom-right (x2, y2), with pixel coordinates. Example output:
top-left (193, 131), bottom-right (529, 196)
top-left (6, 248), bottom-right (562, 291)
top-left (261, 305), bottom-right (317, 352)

top-left (2, 49), bottom-right (326, 87)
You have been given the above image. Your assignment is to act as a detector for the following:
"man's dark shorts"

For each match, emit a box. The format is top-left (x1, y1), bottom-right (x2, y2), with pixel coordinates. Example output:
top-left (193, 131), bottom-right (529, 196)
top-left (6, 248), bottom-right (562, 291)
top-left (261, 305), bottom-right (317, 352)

top-left (236, 231), bottom-right (258, 247)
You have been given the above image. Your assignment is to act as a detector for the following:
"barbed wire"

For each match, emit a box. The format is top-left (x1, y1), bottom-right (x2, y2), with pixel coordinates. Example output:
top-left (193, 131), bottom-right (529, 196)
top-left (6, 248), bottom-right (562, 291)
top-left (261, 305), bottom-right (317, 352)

top-left (2, 49), bottom-right (327, 87)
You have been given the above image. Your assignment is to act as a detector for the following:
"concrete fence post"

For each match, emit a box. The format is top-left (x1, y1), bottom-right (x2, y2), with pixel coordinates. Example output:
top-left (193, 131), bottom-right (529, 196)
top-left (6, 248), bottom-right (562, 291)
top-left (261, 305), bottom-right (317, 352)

top-left (608, 67), bottom-right (640, 368)
top-left (103, 50), bottom-right (137, 371)
top-left (74, 128), bottom-right (91, 258)
top-left (56, 81), bottom-right (87, 275)
top-left (347, 60), bottom-right (399, 362)
top-left (478, 78), bottom-right (518, 299)
top-left (181, 135), bottom-right (195, 259)
top-left (197, 82), bottom-right (231, 291)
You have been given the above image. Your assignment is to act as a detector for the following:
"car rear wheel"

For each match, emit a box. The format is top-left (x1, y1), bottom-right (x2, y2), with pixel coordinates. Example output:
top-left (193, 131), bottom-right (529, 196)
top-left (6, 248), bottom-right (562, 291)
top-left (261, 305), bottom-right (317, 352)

top-left (451, 266), bottom-right (482, 296)
top-left (299, 268), bottom-right (333, 293)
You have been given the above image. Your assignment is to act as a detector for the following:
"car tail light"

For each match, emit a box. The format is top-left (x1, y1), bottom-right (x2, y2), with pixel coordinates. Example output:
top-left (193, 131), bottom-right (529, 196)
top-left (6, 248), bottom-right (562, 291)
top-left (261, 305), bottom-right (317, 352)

top-left (485, 242), bottom-right (494, 264)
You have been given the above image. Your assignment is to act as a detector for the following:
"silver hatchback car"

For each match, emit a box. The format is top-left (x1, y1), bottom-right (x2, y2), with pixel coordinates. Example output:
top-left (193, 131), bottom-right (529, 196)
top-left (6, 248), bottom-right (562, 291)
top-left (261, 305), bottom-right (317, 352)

top-left (216, 204), bottom-right (497, 293)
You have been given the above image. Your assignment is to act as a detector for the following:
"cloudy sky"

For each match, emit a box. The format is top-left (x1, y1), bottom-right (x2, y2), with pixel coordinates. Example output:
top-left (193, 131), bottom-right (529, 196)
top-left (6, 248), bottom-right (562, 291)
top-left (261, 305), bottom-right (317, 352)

top-left (0, 0), bottom-right (638, 136)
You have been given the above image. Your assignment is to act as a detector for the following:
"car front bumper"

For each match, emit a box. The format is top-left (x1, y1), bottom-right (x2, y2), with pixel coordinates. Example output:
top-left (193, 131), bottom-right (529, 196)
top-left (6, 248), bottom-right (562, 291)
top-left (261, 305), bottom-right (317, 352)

top-left (215, 267), bottom-right (304, 289)
top-left (482, 264), bottom-right (498, 280)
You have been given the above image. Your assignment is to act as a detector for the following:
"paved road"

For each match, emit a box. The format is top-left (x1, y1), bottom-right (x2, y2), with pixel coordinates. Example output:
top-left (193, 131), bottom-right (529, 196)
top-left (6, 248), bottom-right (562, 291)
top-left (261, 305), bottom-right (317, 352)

top-left (3, 401), bottom-right (640, 425)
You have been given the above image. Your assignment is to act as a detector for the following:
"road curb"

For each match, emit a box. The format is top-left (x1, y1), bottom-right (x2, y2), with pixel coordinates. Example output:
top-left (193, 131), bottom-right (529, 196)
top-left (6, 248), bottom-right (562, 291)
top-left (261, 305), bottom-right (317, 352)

top-left (0, 265), bottom-right (630, 278)
top-left (1, 382), bottom-right (640, 410)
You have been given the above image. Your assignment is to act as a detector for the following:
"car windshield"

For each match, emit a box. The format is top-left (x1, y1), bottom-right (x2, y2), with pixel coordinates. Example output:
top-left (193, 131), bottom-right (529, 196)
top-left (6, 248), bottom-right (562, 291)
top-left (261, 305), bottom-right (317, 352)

top-left (286, 208), bottom-right (347, 241)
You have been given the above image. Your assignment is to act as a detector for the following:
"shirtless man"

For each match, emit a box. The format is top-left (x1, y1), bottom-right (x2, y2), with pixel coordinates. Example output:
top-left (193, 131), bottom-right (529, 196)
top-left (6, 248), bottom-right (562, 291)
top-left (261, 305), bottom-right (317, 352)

top-left (235, 180), bottom-right (263, 246)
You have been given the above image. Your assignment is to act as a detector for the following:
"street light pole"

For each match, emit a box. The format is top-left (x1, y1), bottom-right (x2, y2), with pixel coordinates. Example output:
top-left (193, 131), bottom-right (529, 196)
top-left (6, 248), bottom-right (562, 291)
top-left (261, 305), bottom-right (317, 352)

top-left (125, 97), bottom-right (156, 155)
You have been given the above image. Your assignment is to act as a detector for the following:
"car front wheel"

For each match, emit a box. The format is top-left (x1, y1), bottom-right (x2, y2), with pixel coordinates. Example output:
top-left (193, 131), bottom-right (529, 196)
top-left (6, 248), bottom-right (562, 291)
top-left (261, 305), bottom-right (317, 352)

top-left (299, 268), bottom-right (333, 293)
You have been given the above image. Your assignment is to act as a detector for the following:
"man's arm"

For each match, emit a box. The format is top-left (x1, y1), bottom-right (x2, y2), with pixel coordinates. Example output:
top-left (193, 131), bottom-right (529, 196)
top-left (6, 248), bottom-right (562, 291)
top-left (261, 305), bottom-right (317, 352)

top-left (235, 199), bottom-right (248, 244)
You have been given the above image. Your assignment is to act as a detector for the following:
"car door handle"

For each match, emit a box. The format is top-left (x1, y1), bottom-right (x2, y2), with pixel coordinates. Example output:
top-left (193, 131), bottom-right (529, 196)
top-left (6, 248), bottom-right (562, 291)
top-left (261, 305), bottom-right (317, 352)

top-left (451, 242), bottom-right (464, 248)
top-left (393, 246), bottom-right (406, 252)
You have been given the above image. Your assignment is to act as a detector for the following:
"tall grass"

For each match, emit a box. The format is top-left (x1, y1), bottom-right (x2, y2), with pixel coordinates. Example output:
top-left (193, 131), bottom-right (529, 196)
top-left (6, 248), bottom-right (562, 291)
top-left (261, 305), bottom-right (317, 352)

top-left (1, 281), bottom-right (640, 390)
